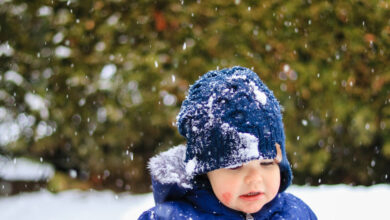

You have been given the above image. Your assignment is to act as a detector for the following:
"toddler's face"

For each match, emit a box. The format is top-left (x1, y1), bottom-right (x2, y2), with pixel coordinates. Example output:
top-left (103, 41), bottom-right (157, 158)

top-left (207, 145), bottom-right (282, 214)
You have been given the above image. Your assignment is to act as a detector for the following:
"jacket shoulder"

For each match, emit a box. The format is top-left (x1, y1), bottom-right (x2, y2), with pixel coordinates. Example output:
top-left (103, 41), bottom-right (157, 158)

top-left (275, 192), bottom-right (317, 220)
top-left (138, 200), bottom-right (206, 220)
top-left (138, 209), bottom-right (156, 220)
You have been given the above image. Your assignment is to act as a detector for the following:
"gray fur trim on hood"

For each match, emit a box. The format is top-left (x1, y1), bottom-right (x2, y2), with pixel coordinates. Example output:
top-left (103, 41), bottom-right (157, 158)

top-left (148, 145), bottom-right (193, 189)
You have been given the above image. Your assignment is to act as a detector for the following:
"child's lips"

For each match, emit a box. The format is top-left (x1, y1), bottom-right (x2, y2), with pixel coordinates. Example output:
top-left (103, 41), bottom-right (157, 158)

top-left (239, 191), bottom-right (264, 201)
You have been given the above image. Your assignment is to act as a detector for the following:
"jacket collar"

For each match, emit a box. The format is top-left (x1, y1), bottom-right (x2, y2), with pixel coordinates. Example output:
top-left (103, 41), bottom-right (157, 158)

top-left (186, 180), bottom-right (284, 219)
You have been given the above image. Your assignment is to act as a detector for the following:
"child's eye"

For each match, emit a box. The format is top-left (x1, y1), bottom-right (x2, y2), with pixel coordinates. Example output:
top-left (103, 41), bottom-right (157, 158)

top-left (260, 161), bottom-right (275, 166)
top-left (229, 165), bottom-right (243, 170)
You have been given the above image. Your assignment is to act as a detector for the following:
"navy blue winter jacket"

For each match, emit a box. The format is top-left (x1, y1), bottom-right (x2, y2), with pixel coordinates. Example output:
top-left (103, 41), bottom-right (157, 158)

top-left (138, 145), bottom-right (317, 220)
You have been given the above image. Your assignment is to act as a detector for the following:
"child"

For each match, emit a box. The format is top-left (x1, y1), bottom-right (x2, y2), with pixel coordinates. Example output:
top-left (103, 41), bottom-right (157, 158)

top-left (139, 66), bottom-right (317, 219)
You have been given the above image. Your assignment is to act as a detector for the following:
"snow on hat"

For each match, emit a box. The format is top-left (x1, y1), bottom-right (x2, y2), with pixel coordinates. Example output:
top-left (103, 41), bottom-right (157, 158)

top-left (177, 66), bottom-right (292, 192)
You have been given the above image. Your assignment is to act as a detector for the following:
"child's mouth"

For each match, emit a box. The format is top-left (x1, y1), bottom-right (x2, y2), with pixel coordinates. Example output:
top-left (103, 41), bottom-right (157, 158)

top-left (239, 192), bottom-right (263, 201)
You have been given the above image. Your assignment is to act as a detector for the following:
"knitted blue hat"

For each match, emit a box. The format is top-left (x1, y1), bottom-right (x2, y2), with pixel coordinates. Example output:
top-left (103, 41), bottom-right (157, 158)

top-left (177, 66), bottom-right (292, 192)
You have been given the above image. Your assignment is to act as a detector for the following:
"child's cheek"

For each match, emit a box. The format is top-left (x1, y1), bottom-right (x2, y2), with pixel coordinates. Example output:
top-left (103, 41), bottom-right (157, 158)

top-left (221, 192), bottom-right (232, 205)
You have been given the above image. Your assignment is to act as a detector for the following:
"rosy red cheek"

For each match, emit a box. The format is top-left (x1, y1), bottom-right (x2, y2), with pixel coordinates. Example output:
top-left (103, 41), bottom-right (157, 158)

top-left (221, 192), bottom-right (232, 205)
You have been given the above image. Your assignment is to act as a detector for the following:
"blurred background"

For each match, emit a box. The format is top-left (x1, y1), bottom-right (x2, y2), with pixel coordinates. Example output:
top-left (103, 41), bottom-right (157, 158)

top-left (0, 0), bottom-right (389, 199)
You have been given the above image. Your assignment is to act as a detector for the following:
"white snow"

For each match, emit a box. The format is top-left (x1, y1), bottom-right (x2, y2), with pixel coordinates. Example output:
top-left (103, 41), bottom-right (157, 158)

top-left (100, 64), bottom-right (117, 80)
top-left (35, 121), bottom-right (55, 139)
top-left (107, 13), bottom-right (121, 26)
top-left (229, 74), bottom-right (247, 80)
top-left (0, 111), bottom-right (37, 145)
top-left (283, 64), bottom-right (290, 73)
top-left (228, 72), bottom-right (267, 105)
top-left (185, 157), bottom-right (197, 176)
top-left (206, 94), bottom-right (215, 124)
top-left (24, 93), bottom-right (47, 111)
top-left (238, 132), bottom-right (259, 158)
top-left (97, 107), bottom-right (107, 123)
top-left (0, 156), bottom-right (54, 181)
top-left (0, 121), bottom-right (20, 146)
top-left (5, 70), bottom-right (23, 85)
top-left (161, 92), bottom-right (176, 106)
top-left (249, 81), bottom-right (267, 105)
top-left (0, 189), bottom-right (154, 220)
top-left (55, 46), bottom-right (71, 58)
top-left (286, 184), bottom-right (390, 220)
top-left (52, 32), bottom-right (64, 44)
top-left (24, 93), bottom-right (49, 119)
top-left (0, 184), bottom-right (388, 219)
top-left (95, 41), bottom-right (106, 51)
top-left (98, 64), bottom-right (117, 90)
top-left (37, 6), bottom-right (53, 16)
top-left (0, 42), bottom-right (14, 57)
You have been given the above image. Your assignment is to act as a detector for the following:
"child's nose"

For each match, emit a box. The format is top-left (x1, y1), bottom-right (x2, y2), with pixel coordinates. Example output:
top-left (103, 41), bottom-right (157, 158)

top-left (244, 166), bottom-right (263, 185)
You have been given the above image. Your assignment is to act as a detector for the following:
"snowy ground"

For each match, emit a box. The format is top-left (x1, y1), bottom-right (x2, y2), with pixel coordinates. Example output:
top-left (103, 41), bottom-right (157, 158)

top-left (0, 184), bottom-right (389, 220)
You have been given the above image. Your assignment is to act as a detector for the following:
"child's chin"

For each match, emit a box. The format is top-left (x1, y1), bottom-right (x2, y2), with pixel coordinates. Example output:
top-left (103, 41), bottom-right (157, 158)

top-left (238, 204), bottom-right (264, 214)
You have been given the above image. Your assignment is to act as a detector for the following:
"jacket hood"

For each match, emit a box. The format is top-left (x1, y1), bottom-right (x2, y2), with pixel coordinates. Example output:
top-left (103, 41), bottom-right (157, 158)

top-left (148, 145), bottom-right (193, 204)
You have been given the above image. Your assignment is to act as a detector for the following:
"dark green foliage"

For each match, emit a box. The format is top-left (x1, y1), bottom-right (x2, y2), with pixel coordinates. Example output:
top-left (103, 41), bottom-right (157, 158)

top-left (1, 0), bottom-right (389, 193)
